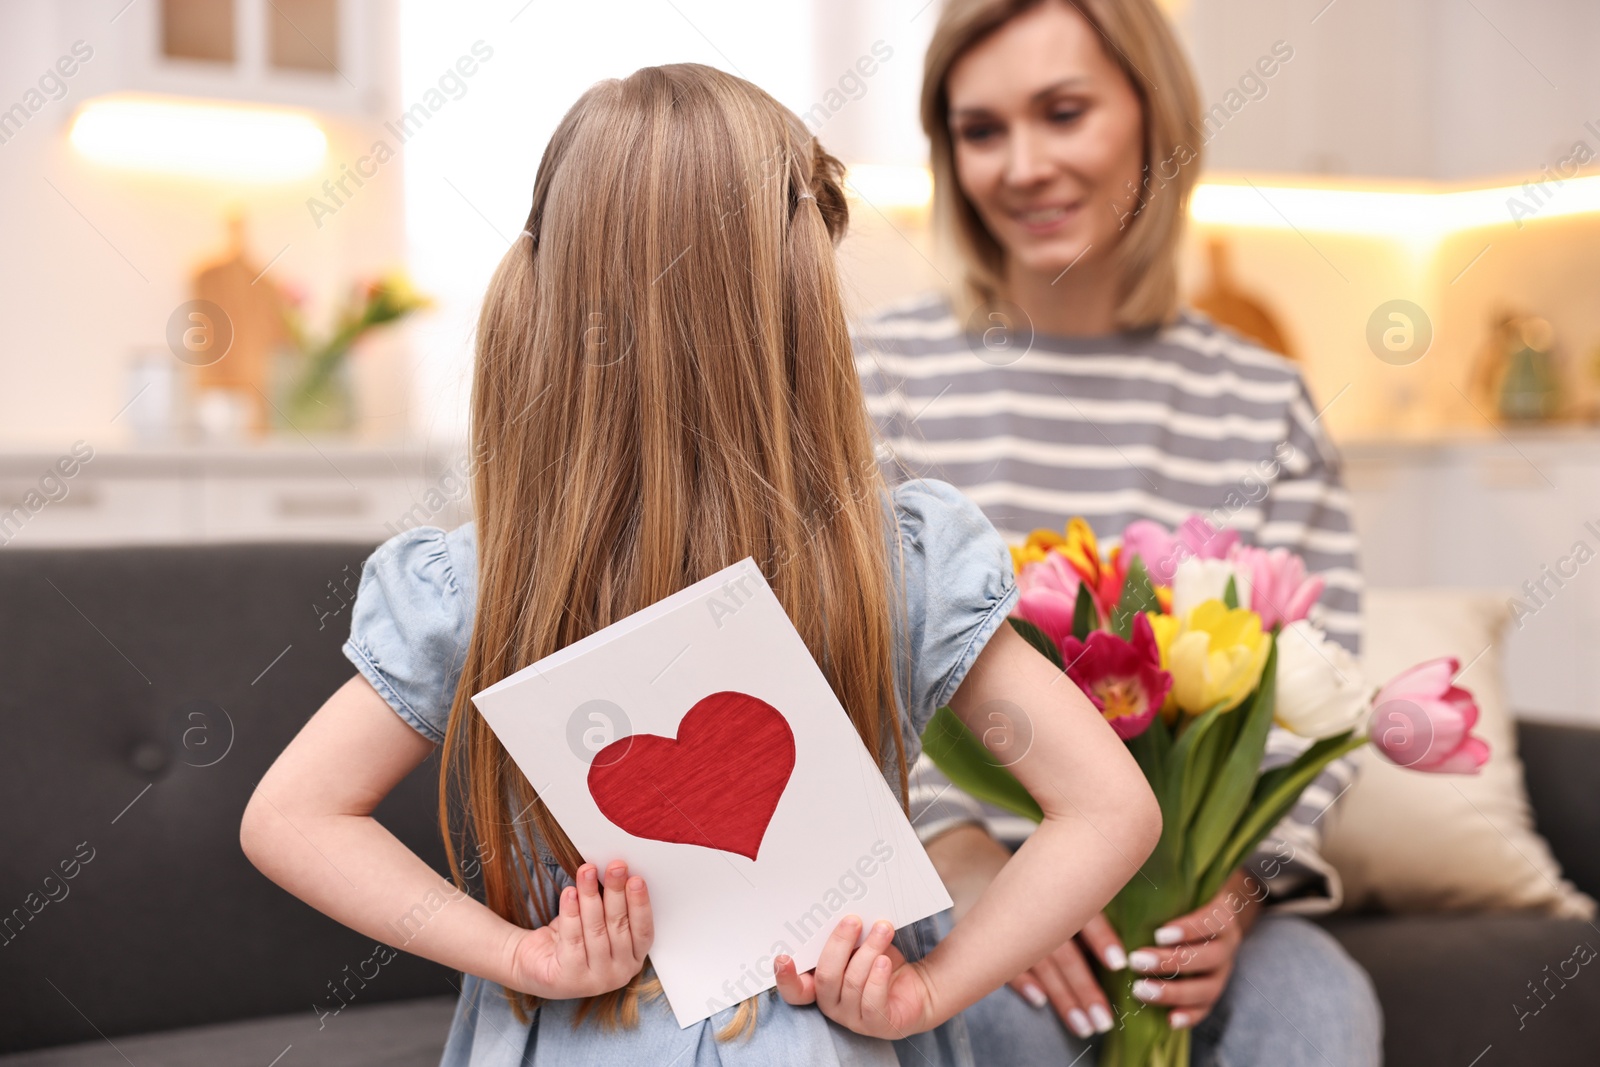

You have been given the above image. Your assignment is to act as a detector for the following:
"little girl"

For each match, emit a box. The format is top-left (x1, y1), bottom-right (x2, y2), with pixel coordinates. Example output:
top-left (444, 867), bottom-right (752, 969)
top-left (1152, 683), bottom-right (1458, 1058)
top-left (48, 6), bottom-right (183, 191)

top-left (241, 63), bottom-right (1160, 1067)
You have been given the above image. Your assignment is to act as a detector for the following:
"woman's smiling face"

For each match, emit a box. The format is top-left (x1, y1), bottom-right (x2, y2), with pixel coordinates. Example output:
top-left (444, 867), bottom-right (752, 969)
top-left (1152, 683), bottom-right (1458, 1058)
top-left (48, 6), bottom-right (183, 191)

top-left (946, 0), bottom-right (1146, 284)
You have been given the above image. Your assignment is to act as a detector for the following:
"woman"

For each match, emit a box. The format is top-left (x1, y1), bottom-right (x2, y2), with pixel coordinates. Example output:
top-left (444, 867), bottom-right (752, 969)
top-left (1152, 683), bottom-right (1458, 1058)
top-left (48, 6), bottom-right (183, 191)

top-left (853, 1), bottom-right (1382, 1064)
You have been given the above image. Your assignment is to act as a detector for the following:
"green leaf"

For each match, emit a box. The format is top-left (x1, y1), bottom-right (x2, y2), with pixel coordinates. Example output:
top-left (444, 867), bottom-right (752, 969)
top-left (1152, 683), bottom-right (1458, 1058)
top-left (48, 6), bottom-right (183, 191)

top-left (1072, 582), bottom-right (1097, 642)
top-left (1223, 575), bottom-right (1239, 610)
top-left (1006, 617), bottom-right (1063, 670)
top-left (920, 706), bottom-right (1044, 823)
top-left (1109, 556), bottom-right (1160, 639)
top-left (1196, 729), bottom-right (1367, 903)
top-left (1165, 703), bottom-right (1226, 830)
top-left (1186, 637), bottom-right (1279, 877)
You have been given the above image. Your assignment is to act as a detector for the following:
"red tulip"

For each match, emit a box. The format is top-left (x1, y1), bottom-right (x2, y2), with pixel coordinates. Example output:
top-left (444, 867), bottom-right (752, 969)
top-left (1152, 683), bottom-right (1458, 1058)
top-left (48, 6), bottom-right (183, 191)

top-left (1369, 657), bottom-right (1489, 773)
top-left (1058, 613), bottom-right (1172, 740)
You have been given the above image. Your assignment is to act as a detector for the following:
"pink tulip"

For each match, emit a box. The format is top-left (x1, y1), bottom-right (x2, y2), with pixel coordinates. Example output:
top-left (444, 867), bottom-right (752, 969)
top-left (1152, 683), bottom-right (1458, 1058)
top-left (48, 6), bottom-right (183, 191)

top-left (1121, 520), bottom-right (1182, 584)
top-left (1121, 516), bottom-right (1239, 585)
top-left (1177, 515), bottom-right (1238, 561)
top-left (1369, 657), bottom-right (1489, 774)
top-left (1015, 553), bottom-right (1083, 650)
top-left (1231, 545), bottom-right (1324, 630)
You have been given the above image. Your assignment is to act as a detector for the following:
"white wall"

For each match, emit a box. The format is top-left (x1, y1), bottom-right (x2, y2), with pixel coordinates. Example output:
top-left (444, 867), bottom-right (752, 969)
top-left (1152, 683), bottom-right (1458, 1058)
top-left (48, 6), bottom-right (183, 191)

top-left (1182, 0), bottom-right (1600, 181)
top-left (0, 0), bottom-right (409, 449)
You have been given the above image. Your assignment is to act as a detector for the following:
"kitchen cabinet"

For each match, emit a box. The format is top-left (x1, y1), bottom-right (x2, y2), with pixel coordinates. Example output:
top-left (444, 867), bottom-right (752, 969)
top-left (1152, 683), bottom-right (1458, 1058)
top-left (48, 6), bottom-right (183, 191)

top-left (1177, 0), bottom-right (1600, 181)
top-left (0, 444), bottom-right (470, 547)
top-left (1344, 428), bottom-right (1600, 726)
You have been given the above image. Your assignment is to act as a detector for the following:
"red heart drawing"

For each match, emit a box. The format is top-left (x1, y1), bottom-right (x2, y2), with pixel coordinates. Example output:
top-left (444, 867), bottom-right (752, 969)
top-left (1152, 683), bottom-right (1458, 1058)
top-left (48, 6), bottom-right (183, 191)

top-left (587, 691), bottom-right (795, 861)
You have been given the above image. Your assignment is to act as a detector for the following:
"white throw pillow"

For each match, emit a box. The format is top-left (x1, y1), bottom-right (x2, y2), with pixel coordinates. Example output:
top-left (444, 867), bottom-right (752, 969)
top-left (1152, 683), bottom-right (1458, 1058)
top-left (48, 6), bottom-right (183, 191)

top-left (1321, 588), bottom-right (1595, 918)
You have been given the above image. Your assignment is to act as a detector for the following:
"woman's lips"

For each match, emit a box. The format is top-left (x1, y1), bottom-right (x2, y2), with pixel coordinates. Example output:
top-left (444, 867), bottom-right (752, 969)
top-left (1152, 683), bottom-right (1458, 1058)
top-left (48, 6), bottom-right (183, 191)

top-left (1011, 201), bottom-right (1082, 236)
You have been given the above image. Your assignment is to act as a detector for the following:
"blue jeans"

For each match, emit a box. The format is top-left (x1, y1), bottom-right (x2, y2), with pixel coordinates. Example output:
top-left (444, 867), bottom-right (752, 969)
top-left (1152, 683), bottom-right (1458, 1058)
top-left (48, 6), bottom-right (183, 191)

top-left (956, 915), bottom-right (1382, 1067)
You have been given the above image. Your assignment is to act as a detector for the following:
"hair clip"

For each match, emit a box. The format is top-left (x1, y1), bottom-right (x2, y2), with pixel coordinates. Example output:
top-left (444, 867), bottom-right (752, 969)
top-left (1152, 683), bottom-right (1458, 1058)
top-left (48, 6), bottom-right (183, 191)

top-left (796, 192), bottom-right (816, 203)
top-left (518, 229), bottom-right (533, 240)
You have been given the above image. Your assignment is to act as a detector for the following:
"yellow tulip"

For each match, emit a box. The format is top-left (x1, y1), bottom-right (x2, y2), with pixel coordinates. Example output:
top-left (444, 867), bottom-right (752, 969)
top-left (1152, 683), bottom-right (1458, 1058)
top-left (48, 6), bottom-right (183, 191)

top-left (1145, 611), bottom-right (1184, 723)
top-left (1155, 600), bottom-right (1271, 715)
top-left (1012, 528), bottom-right (1066, 574)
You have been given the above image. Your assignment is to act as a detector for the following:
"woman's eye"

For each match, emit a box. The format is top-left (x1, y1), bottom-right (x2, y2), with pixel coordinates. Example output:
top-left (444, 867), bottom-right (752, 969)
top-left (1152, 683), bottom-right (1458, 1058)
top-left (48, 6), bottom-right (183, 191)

top-left (1050, 108), bottom-right (1084, 125)
top-left (957, 124), bottom-right (1001, 144)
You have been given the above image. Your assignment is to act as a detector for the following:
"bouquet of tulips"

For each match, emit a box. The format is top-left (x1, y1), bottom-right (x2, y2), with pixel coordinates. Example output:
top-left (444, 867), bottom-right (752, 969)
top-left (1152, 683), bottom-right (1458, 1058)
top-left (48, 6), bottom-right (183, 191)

top-left (923, 515), bottom-right (1488, 1067)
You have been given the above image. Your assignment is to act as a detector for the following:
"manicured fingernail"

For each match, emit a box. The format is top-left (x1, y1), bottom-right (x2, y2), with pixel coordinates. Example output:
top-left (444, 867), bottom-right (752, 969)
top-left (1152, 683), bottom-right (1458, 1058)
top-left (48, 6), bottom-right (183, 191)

top-left (1089, 1003), bottom-right (1114, 1032)
top-left (1170, 1011), bottom-right (1193, 1029)
top-left (873, 956), bottom-right (890, 973)
top-left (1020, 982), bottom-right (1048, 1009)
top-left (1066, 1007), bottom-right (1093, 1036)
top-left (1132, 979), bottom-right (1162, 1002)
top-left (1128, 949), bottom-right (1161, 972)
top-left (873, 920), bottom-right (893, 938)
top-left (1154, 925), bottom-right (1184, 945)
top-left (1103, 944), bottom-right (1128, 970)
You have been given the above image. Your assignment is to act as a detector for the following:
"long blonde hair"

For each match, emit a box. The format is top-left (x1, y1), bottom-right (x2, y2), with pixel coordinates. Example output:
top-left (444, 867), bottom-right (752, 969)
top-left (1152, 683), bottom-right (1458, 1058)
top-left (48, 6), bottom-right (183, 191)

top-left (438, 63), bottom-right (909, 1040)
top-left (922, 0), bottom-right (1203, 328)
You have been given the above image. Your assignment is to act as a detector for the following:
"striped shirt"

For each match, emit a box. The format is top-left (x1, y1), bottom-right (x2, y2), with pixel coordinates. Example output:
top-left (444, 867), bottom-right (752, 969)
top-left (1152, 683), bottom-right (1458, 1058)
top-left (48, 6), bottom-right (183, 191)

top-left (855, 292), bottom-right (1361, 912)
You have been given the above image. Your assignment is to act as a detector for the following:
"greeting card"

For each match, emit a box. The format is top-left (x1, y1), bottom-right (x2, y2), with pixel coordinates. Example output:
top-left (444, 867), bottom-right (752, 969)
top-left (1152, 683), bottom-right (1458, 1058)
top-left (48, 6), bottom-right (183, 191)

top-left (472, 557), bottom-right (951, 1027)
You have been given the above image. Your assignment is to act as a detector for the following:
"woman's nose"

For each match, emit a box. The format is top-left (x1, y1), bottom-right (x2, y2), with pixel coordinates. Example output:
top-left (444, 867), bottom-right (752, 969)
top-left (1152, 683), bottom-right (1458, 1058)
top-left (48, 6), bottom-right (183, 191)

top-left (1003, 125), bottom-right (1054, 188)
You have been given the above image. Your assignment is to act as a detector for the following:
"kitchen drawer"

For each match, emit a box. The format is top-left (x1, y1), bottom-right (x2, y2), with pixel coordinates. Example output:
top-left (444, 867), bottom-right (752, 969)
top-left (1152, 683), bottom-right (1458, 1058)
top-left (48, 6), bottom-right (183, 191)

top-left (0, 477), bottom-right (196, 546)
top-left (199, 476), bottom-right (433, 542)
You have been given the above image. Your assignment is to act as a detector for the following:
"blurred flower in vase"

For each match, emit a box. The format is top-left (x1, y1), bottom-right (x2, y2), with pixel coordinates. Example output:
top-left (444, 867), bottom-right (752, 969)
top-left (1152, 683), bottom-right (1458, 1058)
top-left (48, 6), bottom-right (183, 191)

top-left (275, 272), bottom-right (431, 436)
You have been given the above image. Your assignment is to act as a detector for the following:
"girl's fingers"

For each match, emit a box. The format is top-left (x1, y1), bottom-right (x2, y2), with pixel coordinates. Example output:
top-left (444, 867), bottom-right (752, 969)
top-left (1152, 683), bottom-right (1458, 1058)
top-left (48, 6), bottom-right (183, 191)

top-left (861, 953), bottom-right (893, 1029)
top-left (813, 915), bottom-right (862, 1007)
top-left (1080, 913), bottom-right (1129, 971)
top-left (624, 875), bottom-right (653, 961)
top-left (1051, 941), bottom-right (1113, 1033)
top-left (600, 862), bottom-right (632, 958)
top-left (840, 920), bottom-right (895, 1006)
top-left (555, 885), bottom-right (586, 966)
top-left (773, 954), bottom-right (816, 1005)
top-left (575, 864), bottom-right (612, 963)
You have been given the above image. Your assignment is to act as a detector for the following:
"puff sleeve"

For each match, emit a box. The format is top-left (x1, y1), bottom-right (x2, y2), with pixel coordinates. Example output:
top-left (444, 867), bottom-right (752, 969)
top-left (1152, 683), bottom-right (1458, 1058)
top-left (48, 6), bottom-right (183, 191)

top-left (888, 479), bottom-right (1020, 742)
top-left (341, 524), bottom-right (478, 745)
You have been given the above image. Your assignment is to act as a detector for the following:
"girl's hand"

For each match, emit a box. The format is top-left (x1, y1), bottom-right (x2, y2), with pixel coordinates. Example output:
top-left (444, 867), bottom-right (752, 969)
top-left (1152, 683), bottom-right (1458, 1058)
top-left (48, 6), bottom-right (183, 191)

top-left (773, 915), bottom-right (939, 1038)
top-left (503, 861), bottom-right (653, 999)
top-left (1008, 912), bottom-right (1126, 1038)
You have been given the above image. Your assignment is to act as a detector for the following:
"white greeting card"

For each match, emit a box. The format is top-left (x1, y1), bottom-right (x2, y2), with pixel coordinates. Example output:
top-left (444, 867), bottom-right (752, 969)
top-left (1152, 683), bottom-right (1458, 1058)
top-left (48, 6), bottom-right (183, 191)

top-left (472, 557), bottom-right (951, 1027)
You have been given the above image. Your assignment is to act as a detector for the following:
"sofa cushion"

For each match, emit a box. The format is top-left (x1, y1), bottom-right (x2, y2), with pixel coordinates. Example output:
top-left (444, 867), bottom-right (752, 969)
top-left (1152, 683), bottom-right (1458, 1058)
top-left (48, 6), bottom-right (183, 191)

top-left (0, 543), bottom-right (457, 1052)
top-left (1321, 588), bottom-right (1594, 918)
top-left (0, 994), bottom-right (457, 1066)
top-left (1319, 913), bottom-right (1600, 1067)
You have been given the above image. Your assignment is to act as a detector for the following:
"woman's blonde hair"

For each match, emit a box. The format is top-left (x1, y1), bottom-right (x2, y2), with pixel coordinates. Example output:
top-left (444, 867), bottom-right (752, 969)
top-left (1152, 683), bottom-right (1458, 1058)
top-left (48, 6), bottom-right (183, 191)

top-left (922, 0), bottom-right (1203, 328)
top-left (438, 63), bottom-right (909, 1041)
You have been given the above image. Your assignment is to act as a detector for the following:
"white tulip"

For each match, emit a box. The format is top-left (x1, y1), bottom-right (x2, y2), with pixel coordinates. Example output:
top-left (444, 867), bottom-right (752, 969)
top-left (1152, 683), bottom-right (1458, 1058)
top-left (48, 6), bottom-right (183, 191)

top-left (1171, 557), bottom-right (1239, 618)
top-left (1274, 620), bottom-right (1370, 739)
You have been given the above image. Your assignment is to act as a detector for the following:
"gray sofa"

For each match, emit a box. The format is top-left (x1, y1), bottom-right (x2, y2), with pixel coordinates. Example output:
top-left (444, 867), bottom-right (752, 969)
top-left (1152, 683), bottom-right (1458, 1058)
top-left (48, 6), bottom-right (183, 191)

top-left (2, 543), bottom-right (1597, 1065)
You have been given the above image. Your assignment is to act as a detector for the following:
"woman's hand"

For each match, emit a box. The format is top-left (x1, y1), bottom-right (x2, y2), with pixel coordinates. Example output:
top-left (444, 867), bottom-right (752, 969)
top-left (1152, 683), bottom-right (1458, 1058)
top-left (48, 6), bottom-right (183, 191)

top-left (1126, 869), bottom-right (1264, 1029)
top-left (773, 915), bottom-right (939, 1038)
top-left (503, 861), bottom-right (654, 999)
top-left (1007, 912), bottom-right (1127, 1037)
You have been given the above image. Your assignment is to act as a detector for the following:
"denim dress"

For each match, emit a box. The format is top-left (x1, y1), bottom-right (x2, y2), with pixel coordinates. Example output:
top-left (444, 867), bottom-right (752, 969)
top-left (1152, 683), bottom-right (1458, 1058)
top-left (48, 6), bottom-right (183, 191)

top-left (341, 478), bottom-right (1021, 1067)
